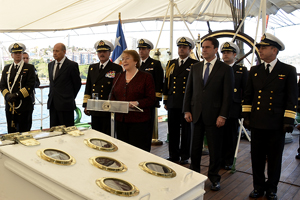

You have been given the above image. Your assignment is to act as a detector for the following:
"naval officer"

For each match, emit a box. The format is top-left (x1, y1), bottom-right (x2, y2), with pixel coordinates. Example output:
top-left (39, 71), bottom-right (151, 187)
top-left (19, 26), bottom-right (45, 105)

top-left (137, 38), bottom-right (164, 146)
top-left (163, 36), bottom-right (199, 164)
top-left (0, 43), bottom-right (36, 133)
top-left (83, 40), bottom-right (123, 135)
top-left (242, 33), bottom-right (298, 200)
top-left (220, 42), bottom-right (248, 170)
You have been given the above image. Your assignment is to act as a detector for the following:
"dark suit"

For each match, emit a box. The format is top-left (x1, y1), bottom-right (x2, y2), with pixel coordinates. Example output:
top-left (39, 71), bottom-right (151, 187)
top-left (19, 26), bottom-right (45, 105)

top-left (163, 57), bottom-right (199, 161)
top-left (183, 59), bottom-right (234, 183)
top-left (83, 61), bottom-right (122, 135)
top-left (221, 64), bottom-right (248, 166)
top-left (48, 57), bottom-right (81, 127)
top-left (242, 60), bottom-right (297, 193)
top-left (140, 56), bottom-right (164, 142)
top-left (0, 62), bottom-right (35, 133)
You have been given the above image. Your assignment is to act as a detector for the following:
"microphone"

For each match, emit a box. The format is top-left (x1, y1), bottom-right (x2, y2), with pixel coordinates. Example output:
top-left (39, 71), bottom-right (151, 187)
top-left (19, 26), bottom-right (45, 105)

top-left (108, 71), bottom-right (123, 100)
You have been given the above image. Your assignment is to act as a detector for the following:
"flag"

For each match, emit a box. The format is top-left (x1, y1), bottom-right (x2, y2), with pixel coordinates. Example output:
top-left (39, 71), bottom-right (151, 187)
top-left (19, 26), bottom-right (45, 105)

top-left (111, 19), bottom-right (127, 64)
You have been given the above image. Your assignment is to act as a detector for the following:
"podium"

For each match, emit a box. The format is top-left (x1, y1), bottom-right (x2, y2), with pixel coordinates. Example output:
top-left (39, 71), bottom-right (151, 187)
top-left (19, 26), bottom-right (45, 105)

top-left (87, 99), bottom-right (142, 137)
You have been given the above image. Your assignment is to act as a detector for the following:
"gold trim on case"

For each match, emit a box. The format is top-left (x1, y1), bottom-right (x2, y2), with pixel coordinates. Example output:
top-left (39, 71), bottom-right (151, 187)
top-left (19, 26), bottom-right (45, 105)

top-left (139, 161), bottom-right (176, 178)
top-left (89, 156), bottom-right (127, 173)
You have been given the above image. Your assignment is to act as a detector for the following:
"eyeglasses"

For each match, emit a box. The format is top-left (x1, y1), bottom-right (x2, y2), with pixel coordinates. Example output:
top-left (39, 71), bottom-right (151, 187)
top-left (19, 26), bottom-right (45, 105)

top-left (121, 57), bottom-right (132, 61)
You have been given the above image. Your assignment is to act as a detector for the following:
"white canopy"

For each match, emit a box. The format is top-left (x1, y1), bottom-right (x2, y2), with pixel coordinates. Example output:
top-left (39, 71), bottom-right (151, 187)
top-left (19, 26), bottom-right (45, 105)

top-left (0, 0), bottom-right (299, 32)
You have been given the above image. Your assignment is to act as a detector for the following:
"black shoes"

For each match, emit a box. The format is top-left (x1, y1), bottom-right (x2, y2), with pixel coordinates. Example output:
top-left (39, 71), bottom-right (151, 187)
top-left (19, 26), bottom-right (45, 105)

top-left (249, 190), bottom-right (265, 198)
top-left (266, 192), bottom-right (277, 200)
top-left (179, 159), bottom-right (189, 165)
top-left (296, 153), bottom-right (300, 159)
top-left (224, 165), bottom-right (232, 170)
top-left (211, 182), bottom-right (220, 191)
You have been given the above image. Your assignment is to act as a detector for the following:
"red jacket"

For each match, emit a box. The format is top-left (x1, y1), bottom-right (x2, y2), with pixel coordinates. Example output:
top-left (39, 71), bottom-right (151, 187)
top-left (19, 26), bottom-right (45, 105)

top-left (111, 70), bottom-right (155, 123)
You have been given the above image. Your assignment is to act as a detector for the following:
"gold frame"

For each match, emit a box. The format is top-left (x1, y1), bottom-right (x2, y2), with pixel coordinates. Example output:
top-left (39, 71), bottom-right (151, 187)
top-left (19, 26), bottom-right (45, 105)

top-left (139, 161), bottom-right (176, 178)
top-left (96, 177), bottom-right (139, 197)
top-left (84, 138), bottom-right (118, 152)
top-left (37, 148), bottom-right (76, 166)
top-left (89, 156), bottom-right (127, 173)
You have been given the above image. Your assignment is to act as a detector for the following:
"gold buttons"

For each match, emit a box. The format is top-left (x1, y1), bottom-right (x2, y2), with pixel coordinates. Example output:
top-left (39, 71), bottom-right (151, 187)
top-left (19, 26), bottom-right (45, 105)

top-left (257, 102), bottom-right (260, 105)
top-left (174, 77), bottom-right (176, 79)
top-left (101, 95), bottom-right (103, 97)
top-left (269, 108), bottom-right (271, 111)
top-left (259, 90), bottom-right (262, 93)
top-left (173, 86), bottom-right (176, 89)
top-left (183, 87), bottom-right (185, 89)
top-left (101, 85), bottom-right (104, 88)
top-left (173, 91), bottom-right (176, 94)
top-left (257, 107), bottom-right (260, 110)
top-left (271, 91), bottom-right (273, 93)
top-left (184, 77), bottom-right (186, 79)
top-left (270, 97), bottom-right (272, 99)
top-left (93, 89), bottom-right (95, 91)
top-left (258, 96), bottom-right (261, 99)
top-left (101, 90), bottom-right (103, 92)
top-left (183, 82), bottom-right (186, 84)
top-left (174, 82), bottom-right (176, 84)
top-left (234, 88), bottom-right (237, 92)
top-left (183, 91), bottom-right (185, 93)
top-left (93, 84), bottom-right (95, 86)
top-left (270, 103), bottom-right (272, 105)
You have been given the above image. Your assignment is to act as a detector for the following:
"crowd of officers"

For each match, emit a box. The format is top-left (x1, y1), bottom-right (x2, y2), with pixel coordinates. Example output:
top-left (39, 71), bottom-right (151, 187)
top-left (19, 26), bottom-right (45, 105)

top-left (0, 32), bottom-right (298, 200)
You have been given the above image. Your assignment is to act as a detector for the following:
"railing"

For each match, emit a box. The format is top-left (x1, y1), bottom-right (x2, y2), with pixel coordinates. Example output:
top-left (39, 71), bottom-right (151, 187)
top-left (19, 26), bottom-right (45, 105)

top-left (0, 82), bottom-right (88, 133)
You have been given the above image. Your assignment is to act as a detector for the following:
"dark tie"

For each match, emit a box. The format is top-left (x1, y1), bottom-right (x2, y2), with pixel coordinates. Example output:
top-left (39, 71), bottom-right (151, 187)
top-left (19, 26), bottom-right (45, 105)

top-left (180, 60), bottom-right (184, 66)
top-left (266, 64), bottom-right (270, 75)
top-left (99, 64), bottom-right (104, 73)
top-left (15, 65), bottom-right (18, 70)
top-left (54, 63), bottom-right (60, 80)
top-left (203, 62), bottom-right (210, 85)
top-left (141, 62), bottom-right (145, 68)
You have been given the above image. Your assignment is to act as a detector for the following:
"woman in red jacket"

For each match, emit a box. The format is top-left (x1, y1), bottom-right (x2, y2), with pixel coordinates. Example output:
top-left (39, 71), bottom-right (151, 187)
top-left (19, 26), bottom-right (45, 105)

top-left (111, 50), bottom-right (155, 151)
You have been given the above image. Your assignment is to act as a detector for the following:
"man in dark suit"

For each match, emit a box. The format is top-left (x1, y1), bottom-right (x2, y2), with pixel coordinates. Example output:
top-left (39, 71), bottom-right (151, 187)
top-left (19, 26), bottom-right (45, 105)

top-left (47, 43), bottom-right (81, 127)
top-left (296, 80), bottom-right (300, 159)
top-left (83, 40), bottom-right (122, 135)
top-left (137, 38), bottom-right (164, 145)
top-left (0, 43), bottom-right (36, 133)
top-left (242, 33), bottom-right (297, 200)
top-left (220, 42), bottom-right (248, 170)
top-left (183, 37), bottom-right (234, 191)
top-left (163, 36), bottom-right (199, 164)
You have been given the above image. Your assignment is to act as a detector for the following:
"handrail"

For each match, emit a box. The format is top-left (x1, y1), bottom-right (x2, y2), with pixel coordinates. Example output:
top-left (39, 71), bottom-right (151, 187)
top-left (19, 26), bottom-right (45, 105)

top-left (0, 82), bottom-right (87, 133)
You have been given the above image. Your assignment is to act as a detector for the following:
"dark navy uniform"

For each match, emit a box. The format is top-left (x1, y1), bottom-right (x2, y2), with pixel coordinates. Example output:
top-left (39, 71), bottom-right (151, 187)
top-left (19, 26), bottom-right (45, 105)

top-left (222, 64), bottom-right (248, 167)
top-left (163, 57), bottom-right (198, 161)
top-left (83, 61), bottom-right (122, 135)
top-left (140, 57), bottom-right (164, 106)
top-left (243, 60), bottom-right (297, 194)
top-left (0, 62), bottom-right (35, 133)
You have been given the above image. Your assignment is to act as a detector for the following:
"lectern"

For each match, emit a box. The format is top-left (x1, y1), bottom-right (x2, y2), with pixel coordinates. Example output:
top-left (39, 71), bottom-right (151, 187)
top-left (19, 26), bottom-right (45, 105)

top-left (87, 99), bottom-right (142, 137)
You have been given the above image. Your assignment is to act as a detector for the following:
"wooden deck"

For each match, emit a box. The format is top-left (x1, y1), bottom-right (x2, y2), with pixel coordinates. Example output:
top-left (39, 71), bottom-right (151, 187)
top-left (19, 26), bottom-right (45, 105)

top-left (150, 122), bottom-right (300, 200)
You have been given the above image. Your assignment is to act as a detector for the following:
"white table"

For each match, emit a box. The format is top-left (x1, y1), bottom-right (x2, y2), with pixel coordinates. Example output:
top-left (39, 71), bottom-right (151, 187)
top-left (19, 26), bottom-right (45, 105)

top-left (0, 129), bottom-right (207, 200)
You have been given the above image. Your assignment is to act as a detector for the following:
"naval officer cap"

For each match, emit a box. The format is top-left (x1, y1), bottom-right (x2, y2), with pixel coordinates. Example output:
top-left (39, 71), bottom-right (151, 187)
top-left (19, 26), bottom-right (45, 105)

top-left (256, 33), bottom-right (285, 51)
top-left (176, 37), bottom-right (195, 49)
top-left (8, 43), bottom-right (26, 53)
top-left (94, 40), bottom-right (114, 52)
top-left (137, 39), bottom-right (154, 49)
top-left (220, 42), bottom-right (240, 55)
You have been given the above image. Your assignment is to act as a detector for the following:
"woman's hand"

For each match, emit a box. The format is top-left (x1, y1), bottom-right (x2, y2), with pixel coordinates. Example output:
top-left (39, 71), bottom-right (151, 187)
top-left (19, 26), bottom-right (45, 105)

top-left (129, 101), bottom-right (139, 108)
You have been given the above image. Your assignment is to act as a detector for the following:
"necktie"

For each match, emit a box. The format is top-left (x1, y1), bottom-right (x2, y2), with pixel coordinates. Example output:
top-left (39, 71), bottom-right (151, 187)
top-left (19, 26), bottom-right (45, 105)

top-left (203, 63), bottom-right (210, 85)
top-left (99, 64), bottom-right (104, 73)
top-left (180, 60), bottom-right (184, 66)
top-left (266, 64), bottom-right (270, 75)
top-left (54, 63), bottom-right (60, 80)
top-left (15, 65), bottom-right (18, 70)
top-left (141, 62), bottom-right (145, 68)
